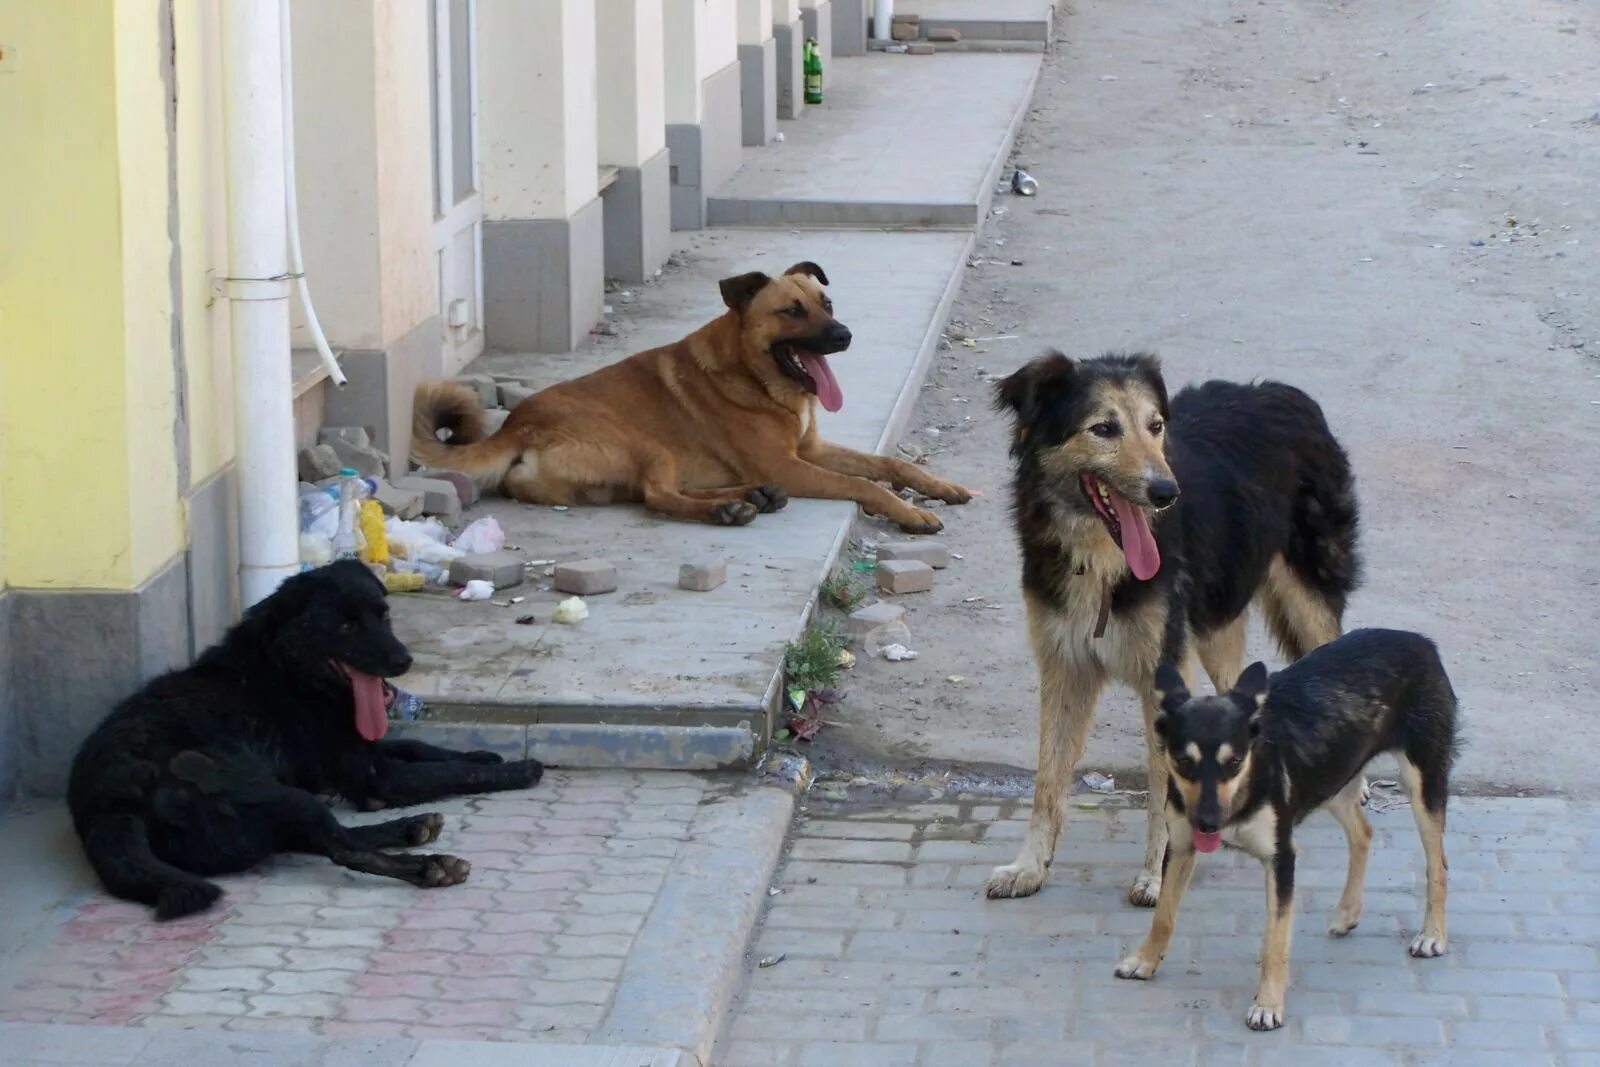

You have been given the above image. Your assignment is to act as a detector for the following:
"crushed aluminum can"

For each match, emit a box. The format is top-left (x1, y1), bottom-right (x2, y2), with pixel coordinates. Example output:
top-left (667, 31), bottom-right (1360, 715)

top-left (1011, 169), bottom-right (1039, 196)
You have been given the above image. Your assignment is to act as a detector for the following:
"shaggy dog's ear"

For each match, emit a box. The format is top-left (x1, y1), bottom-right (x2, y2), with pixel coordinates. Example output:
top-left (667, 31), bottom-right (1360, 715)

top-left (719, 271), bottom-right (771, 312)
top-left (783, 261), bottom-right (829, 286)
top-left (1127, 351), bottom-right (1170, 418)
top-left (994, 350), bottom-right (1076, 425)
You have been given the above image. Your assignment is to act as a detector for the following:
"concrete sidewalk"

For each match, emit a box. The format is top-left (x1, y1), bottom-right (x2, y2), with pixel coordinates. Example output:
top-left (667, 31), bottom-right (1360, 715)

top-left (0, 772), bottom-right (794, 1066)
top-left (716, 789), bottom-right (1600, 1066)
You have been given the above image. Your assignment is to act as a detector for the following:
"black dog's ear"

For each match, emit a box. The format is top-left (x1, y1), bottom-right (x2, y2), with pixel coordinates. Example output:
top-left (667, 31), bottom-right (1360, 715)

top-left (1153, 663), bottom-right (1190, 714)
top-left (1232, 661), bottom-right (1269, 714)
top-left (994, 350), bottom-right (1076, 423)
top-left (719, 271), bottom-right (771, 312)
top-left (1129, 351), bottom-right (1170, 418)
top-left (783, 261), bottom-right (829, 286)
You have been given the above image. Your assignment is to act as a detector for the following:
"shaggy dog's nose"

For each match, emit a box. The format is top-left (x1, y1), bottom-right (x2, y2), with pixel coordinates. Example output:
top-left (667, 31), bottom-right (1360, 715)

top-left (1147, 478), bottom-right (1180, 509)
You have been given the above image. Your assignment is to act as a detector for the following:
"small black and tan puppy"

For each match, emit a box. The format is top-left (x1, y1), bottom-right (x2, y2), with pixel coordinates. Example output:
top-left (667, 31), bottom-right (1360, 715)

top-left (68, 560), bottom-right (543, 920)
top-left (1114, 628), bottom-right (1458, 1031)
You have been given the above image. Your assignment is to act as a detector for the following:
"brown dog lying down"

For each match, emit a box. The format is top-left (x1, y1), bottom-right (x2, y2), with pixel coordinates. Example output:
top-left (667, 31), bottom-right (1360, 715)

top-left (412, 262), bottom-right (974, 532)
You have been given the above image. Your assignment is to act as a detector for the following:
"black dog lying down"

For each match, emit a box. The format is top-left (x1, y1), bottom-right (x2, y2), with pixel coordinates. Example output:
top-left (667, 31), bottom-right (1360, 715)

top-left (68, 560), bottom-right (542, 920)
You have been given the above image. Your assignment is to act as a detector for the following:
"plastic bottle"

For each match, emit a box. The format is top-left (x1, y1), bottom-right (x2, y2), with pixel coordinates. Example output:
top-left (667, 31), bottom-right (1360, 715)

top-left (333, 468), bottom-right (361, 560)
top-left (804, 38), bottom-right (823, 104)
top-left (385, 684), bottom-right (425, 722)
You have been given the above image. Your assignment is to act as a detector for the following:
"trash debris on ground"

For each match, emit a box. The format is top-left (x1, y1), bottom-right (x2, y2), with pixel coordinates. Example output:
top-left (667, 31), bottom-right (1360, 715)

top-left (456, 579), bottom-right (495, 601)
top-left (862, 619), bottom-right (914, 658)
top-left (452, 515), bottom-right (506, 555)
top-left (552, 596), bottom-right (590, 624)
top-left (1081, 771), bottom-right (1116, 794)
top-left (837, 648), bottom-right (856, 670)
top-left (880, 643), bottom-right (919, 662)
top-left (758, 953), bottom-right (786, 968)
top-left (386, 684), bottom-right (425, 722)
top-left (947, 675), bottom-right (965, 684)
top-left (383, 571), bottom-right (425, 593)
top-left (515, 614), bottom-right (537, 626)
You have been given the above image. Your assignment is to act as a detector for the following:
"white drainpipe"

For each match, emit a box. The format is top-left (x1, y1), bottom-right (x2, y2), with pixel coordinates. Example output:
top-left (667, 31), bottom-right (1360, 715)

top-left (222, 0), bottom-right (300, 607)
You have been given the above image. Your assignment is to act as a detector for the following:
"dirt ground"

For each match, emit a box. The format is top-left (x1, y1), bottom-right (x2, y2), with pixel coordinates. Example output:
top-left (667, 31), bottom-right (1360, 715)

top-left (812, 0), bottom-right (1600, 797)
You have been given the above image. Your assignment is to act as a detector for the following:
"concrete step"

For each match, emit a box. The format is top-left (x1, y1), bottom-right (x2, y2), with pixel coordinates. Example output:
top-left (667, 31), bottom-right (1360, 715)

top-left (893, 0), bottom-right (1057, 43)
top-left (706, 52), bottom-right (1041, 229)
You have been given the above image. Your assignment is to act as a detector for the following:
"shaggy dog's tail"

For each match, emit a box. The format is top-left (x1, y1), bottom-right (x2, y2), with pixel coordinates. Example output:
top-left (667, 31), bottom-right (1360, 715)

top-left (410, 380), bottom-right (521, 487)
top-left (79, 814), bottom-right (223, 921)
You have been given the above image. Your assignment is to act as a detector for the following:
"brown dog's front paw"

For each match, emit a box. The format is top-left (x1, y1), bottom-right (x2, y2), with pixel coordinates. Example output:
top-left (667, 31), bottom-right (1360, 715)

top-left (714, 500), bottom-right (760, 526)
top-left (747, 485), bottom-right (789, 513)
top-left (934, 482), bottom-right (976, 505)
top-left (896, 508), bottom-right (944, 534)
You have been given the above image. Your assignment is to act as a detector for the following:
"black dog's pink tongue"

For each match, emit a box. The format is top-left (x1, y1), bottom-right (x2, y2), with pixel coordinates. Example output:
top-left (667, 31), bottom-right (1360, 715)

top-left (346, 666), bottom-right (390, 741)
top-left (1110, 494), bottom-right (1160, 580)
top-left (798, 352), bottom-right (844, 412)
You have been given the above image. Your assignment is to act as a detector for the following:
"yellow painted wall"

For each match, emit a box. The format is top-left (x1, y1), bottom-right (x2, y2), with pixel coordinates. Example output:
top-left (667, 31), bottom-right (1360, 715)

top-left (0, 0), bottom-right (188, 590)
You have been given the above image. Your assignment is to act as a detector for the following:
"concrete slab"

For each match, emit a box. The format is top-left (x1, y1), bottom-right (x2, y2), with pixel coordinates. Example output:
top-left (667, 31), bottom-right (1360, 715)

top-left (394, 229), bottom-right (972, 752)
top-left (0, 773), bottom-right (792, 1066)
top-left (707, 53), bottom-right (1040, 228)
top-left (898, 0), bottom-right (1055, 41)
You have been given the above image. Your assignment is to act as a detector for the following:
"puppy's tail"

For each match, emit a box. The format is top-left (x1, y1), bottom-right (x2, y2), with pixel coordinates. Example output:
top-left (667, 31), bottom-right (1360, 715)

top-left (410, 380), bottom-right (521, 488)
top-left (79, 813), bottom-right (223, 921)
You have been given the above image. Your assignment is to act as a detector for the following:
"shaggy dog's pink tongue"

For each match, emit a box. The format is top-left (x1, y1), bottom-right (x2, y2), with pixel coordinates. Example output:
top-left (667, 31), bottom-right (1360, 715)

top-left (798, 352), bottom-right (844, 413)
top-left (1110, 495), bottom-right (1161, 580)
top-left (1193, 829), bottom-right (1222, 853)
top-left (342, 665), bottom-right (390, 741)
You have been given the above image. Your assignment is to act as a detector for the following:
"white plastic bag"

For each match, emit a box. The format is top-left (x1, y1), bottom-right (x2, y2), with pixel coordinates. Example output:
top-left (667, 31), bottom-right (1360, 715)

top-left (457, 579), bottom-right (495, 601)
top-left (452, 516), bottom-right (506, 555)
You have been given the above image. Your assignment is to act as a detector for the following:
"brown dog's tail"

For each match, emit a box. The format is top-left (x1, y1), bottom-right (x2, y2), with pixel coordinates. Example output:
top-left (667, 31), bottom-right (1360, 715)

top-left (410, 380), bottom-right (521, 486)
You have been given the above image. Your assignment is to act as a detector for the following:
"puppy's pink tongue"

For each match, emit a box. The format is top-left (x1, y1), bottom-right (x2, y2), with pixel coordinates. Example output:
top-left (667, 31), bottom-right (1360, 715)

top-left (1110, 495), bottom-right (1160, 580)
top-left (1193, 829), bottom-right (1222, 853)
top-left (798, 352), bottom-right (844, 413)
top-left (346, 667), bottom-right (390, 741)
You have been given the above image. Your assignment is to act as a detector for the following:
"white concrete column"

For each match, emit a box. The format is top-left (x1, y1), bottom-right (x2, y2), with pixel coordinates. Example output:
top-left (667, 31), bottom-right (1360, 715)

top-left (664, 0), bottom-right (743, 228)
top-left (771, 0), bottom-right (805, 120)
top-left (478, 0), bottom-right (604, 352)
top-left (737, 0), bottom-right (777, 147)
top-left (595, 0), bottom-right (671, 282)
top-left (289, 0), bottom-right (437, 462)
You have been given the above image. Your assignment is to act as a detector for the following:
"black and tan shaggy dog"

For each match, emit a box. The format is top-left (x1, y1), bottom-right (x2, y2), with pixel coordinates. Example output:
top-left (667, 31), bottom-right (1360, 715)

top-left (68, 560), bottom-right (542, 920)
top-left (985, 351), bottom-right (1360, 906)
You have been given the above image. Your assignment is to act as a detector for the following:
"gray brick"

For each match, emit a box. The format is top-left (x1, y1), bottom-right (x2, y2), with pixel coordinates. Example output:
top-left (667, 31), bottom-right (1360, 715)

top-left (1475, 993), bottom-right (1568, 1021)
top-left (789, 837), bottom-right (915, 863)
top-left (719, 1040), bottom-right (798, 1067)
top-left (805, 820), bottom-right (918, 840)
top-left (732, 1014), bottom-right (868, 1042)
top-left (766, 906), bottom-right (899, 931)
top-left (1524, 914), bottom-right (1600, 940)
top-left (874, 1014), bottom-right (991, 1042)
top-left (784, 861), bottom-right (910, 887)
top-left (1421, 968), bottom-right (1564, 997)
top-left (755, 930), bottom-right (846, 958)
top-left (1414, 1054), bottom-right (1557, 1067)
top-left (918, 1042), bottom-right (997, 1067)
top-left (846, 932), bottom-right (982, 962)
top-left (1461, 940), bottom-right (1596, 970)
top-left (1352, 990), bottom-right (1468, 1018)
top-left (797, 1042), bottom-right (915, 1067)
top-left (1301, 1013), bottom-right (1444, 1046)
top-left (1450, 1020), bottom-right (1550, 1050)
top-left (1564, 1026), bottom-right (1600, 1051)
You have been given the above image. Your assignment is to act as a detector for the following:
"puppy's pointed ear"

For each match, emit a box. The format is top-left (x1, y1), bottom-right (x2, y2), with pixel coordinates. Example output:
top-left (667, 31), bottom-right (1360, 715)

top-left (719, 271), bottom-right (771, 312)
top-left (783, 261), bottom-right (829, 286)
top-left (1153, 663), bottom-right (1190, 715)
top-left (994, 350), bottom-right (1075, 424)
top-left (1233, 661), bottom-right (1269, 712)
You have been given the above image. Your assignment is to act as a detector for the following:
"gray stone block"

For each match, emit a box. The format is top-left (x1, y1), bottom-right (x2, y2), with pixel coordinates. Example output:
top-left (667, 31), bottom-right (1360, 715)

top-left (318, 425), bottom-right (371, 449)
top-left (876, 559), bottom-right (934, 594)
top-left (326, 436), bottom-right (388, 479)
top-left (454, 374), bottom-right (499, 407)
top-left (498, 382), bottom-right (536, 408)
top-left (448, 551), bottom-right (526, 589)
top-left (415, 468), bottom-right (478, 508)
top-left (927, 27), bottom-right (962, 42)
top-left (371, 480), bottom-right (424, 520)
top-left (678, 558), bottom-right (727, 592)
top-left (876, 540), bottom-right (949, 568)
top-left (392, 476), bottom-right (461, 522)
top-left (554, 558), bottom-right (619, 595)
top-left (297, 443), bottom-right (341, 483)
top-left (847, 601), bottom-right (907, 634)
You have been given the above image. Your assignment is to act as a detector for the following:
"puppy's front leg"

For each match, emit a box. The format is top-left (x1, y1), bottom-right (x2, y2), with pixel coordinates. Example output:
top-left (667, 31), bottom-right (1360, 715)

top-left (1116, 817), bottom-right (1197, 980)
top-left (1248, 849), bottom-right (1297, 1031)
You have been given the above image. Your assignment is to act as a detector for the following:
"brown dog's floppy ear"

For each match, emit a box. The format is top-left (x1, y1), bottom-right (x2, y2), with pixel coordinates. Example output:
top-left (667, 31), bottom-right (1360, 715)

top-left (783, 261), bottom-right (829, 287)
top-left (993, 349), bottom-right (1076, 422)
top-left (719, 271), bottom-right (771, 312)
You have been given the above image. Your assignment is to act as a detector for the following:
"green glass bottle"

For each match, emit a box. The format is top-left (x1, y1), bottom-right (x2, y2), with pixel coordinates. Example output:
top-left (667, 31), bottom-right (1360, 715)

top-left (804, 37), bottom-right (823, 104)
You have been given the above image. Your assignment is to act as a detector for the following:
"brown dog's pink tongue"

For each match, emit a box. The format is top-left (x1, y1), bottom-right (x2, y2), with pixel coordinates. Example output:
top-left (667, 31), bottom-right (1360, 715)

top-left (1110, 494), bottom-right (1160, 580)
top-left (798, 352), bottom-right (844, 413)
top-left (1193, 829), bottom-right (1222, 853)
top-left (347, 667), bottom-right (390, 741)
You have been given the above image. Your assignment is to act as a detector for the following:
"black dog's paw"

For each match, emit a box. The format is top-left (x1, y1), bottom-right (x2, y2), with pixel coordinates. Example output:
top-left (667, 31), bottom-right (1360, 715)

top-left (713, 500), bottom-right (759, 526)
top-left (419, 855), bottom-right (472, 887)
top-left (462, 750), bottom-right (504, 765)
top-left (406, 813), bottom-right (445, 846)
top-left (505, 758), bottom-right (544, 789)
top-left (155, 880), bottom-right (223, 921)
top-left (747, 485), bottom-right (789, 513)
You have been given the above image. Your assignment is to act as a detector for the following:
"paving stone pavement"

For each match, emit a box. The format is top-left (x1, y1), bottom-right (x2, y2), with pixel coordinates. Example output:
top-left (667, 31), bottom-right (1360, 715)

top-left (0, 770), bottom-right (792, 1064)
top-left (715, 789), bottom-right (1600, 1066)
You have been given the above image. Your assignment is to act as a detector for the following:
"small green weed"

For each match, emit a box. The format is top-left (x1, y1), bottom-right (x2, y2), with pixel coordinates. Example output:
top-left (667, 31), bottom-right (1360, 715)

top-left (782, 621), bottom-right (845, 694)
top-left (820, 570), bottom-right (866, 613)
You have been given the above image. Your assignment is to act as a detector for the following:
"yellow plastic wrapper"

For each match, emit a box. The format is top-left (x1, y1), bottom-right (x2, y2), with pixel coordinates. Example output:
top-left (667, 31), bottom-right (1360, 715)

top-left (357, 499), bottom-right (390, 565)
top-left (383, 571), bottom-right (425, 593)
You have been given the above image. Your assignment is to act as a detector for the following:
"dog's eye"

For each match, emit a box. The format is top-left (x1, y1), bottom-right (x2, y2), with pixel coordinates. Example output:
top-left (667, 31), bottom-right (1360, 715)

top-left (1090, 422), bottom-right (1119, 439)
top-left (340, 621), bottom-right (357, 633)
top-left (784, 303), bottom-right (806, 318)
top-left (1173, 757), bottom-right (1196, 777)
top-left (822, 298), bottom-right (833, 312)
top-left (1149, 419), bottom-right (1165, 436)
